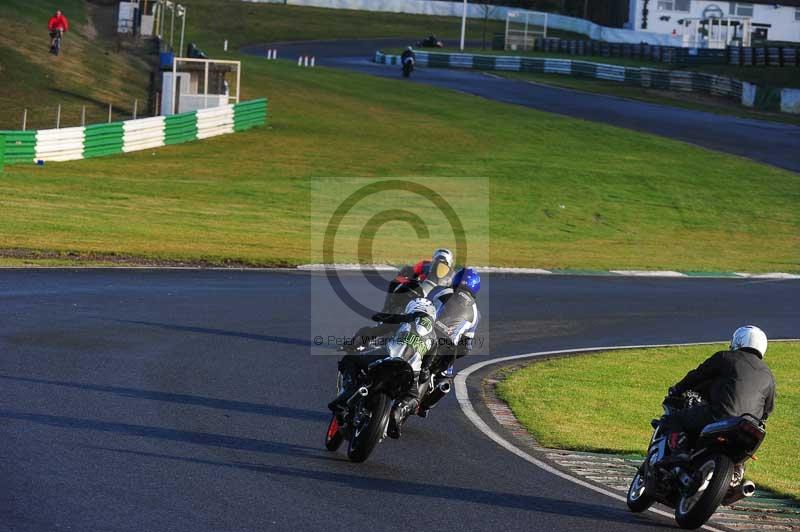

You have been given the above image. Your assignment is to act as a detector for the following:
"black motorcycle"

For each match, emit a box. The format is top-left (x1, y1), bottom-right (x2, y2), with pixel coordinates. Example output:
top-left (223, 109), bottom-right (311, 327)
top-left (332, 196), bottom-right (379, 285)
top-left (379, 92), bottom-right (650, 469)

top-left (324, 343), bottom-right (417, 462)
top-left (416, 35), bottom-right (443, 48)
top-left (626, 392), bottom-right (765, 529)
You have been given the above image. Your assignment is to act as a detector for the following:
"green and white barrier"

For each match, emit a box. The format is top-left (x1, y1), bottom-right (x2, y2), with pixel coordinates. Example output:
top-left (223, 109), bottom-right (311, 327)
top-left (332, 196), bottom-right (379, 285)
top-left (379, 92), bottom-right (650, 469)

top-left (0, 98), bottom-right (268, 165)
top-left (377, 51), bottom-right (798, 115)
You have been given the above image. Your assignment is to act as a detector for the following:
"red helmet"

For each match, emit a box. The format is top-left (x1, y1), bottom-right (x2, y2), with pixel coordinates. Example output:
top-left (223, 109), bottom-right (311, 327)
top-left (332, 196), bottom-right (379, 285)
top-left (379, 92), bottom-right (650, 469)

top-left (413, 260), bottom-right (431, 280)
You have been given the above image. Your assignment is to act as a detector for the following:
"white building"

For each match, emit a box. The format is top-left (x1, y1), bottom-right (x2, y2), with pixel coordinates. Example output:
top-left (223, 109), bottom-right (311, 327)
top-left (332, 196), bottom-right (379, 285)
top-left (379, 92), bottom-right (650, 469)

top-left (625, 0), bottom-right (800, 44)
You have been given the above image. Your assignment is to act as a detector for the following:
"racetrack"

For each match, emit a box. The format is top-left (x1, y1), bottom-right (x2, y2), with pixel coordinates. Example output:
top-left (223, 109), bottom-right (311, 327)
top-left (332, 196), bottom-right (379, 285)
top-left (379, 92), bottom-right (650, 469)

top-left (242, 39), bottom-right (800, 173)
top-left (1, 270), bottom-right (798, 531)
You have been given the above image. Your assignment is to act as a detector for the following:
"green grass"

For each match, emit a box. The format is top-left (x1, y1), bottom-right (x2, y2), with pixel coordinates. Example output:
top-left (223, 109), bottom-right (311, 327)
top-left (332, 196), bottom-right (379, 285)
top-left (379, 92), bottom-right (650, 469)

top-left (0, 0), bottom-right (153, 130)
top-left (1, 2), bottom-right (799, 271)
top-left (497, 342), bottom-right (800, 500)
top-left (182, 0), bottom-right (505, 54)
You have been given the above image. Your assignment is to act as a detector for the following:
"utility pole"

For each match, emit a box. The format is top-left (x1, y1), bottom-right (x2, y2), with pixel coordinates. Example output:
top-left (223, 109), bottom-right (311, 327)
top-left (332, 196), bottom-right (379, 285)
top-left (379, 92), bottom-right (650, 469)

top-left (178, 5), bottom-right (186, 57)
top-left (460, 0), bottom-right (468, 51)
top-left (170, 1), bottom-right (175, 51)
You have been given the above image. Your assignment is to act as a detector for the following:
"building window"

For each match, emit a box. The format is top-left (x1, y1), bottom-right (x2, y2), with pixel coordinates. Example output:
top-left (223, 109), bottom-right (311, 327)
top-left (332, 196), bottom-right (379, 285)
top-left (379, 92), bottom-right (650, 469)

top-left (796, 7), bottom-right (800, 21)
top-left (657, 0), bottom-right (690, 11)
top-left (729, 2), bottom-right (754, 17)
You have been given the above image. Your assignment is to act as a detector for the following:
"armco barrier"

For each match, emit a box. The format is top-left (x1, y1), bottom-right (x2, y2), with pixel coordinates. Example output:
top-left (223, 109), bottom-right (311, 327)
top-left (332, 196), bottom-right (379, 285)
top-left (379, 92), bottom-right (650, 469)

top-left (377, 51), bottom-right (796, 115)
top-left (0, 98), bottom-right (267, 164)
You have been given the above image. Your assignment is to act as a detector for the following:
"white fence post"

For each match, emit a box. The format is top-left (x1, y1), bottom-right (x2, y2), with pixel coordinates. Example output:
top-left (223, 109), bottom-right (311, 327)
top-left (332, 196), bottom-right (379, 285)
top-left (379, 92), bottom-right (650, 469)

top-left (108, 103), bottom-right (113, 123)
top-left (22, 109), bottom-right (28, 131)
top-left (56, 104), bottom-right (61, 129)
top-left (81, 106), bottom-right (86, 126)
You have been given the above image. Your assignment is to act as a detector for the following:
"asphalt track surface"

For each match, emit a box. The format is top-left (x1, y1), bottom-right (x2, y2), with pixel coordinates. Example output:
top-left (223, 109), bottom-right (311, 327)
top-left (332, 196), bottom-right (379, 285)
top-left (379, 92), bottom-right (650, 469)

top-left (2, 269), bottom-right (799, 532)
top-left (242, 38), bottom-right (800, 173)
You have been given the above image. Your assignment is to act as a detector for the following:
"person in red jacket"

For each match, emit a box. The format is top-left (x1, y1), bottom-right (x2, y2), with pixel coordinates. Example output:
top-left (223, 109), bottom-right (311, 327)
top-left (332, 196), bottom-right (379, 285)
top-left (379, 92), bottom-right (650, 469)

top-left (48, 10), bottom-right (69, 54)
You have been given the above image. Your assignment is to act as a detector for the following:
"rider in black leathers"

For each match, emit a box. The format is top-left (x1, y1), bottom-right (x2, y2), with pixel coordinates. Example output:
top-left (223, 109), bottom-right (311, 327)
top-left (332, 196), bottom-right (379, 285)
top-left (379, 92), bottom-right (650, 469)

top-left (662, 325), bottom-right (775, 455)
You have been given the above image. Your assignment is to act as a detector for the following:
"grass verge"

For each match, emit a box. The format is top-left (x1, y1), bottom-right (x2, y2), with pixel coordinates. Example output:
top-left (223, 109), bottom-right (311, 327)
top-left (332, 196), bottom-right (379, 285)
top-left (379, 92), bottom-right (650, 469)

top-left (496, 342), bottom-right (800, 500)
top-left (1, 3), bottom-right (799, 271)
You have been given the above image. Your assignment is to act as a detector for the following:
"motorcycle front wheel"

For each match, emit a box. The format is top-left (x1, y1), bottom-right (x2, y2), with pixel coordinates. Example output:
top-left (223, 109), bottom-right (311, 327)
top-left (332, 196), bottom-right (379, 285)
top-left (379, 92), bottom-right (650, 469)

top-left (675, 454), bottom-right (734, 529)
top-left (626, 468), bottom-right (654, 512)
top-left (346, 392), bottom-right (391, 463)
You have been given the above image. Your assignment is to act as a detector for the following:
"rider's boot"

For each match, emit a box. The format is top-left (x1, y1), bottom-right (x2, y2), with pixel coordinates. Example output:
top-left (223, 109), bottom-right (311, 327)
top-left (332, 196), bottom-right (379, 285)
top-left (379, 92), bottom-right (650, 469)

top-left (387, 397), bottom-right (418, 439)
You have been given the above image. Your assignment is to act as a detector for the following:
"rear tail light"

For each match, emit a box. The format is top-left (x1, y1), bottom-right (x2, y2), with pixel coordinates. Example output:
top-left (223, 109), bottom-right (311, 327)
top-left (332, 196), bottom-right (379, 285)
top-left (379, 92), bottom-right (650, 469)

top-left (738, 421), bottom-right (764, 438)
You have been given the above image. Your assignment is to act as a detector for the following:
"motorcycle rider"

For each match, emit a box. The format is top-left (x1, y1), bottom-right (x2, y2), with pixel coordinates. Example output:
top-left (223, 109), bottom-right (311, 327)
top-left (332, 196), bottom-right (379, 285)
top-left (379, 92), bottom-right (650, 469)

top-left (661, 325), bottom-right (775, 461)
top-left (418, 267), bottom-right (481, 417)
top-left (380, 248), bottom-right (455, 316)
top-left (327, 298), bottom-right (438, 439)
top-left (401, 45), bottom-right (415, 64)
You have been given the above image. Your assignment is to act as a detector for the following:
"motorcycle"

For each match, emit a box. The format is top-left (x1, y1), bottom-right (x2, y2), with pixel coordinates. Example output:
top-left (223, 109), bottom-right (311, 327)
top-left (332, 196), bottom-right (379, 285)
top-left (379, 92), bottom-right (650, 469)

top-left (324, 341), bottom-right (417, 463)
top-left (416, 35), bottom-right (444, 48)
top-left (402, 56), bottom-right (415, 78)
top-left (626, 391), bottom-right (766, 529)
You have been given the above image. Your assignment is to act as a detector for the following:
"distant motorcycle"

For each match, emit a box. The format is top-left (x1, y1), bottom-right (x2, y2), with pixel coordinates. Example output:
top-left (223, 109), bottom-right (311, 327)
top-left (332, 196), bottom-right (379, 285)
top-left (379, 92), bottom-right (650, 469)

top-left (626, 391), bottom-right (765, 529)
top-left (416, 35), bottom-right (443, 48)
top-left (402, 56), bottom-right (415, 78)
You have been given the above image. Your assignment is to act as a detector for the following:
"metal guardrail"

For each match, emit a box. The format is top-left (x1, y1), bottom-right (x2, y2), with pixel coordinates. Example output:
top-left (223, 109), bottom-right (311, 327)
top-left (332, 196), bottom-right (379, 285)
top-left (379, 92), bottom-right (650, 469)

top-left (376, 51), bottom-right (798, 114)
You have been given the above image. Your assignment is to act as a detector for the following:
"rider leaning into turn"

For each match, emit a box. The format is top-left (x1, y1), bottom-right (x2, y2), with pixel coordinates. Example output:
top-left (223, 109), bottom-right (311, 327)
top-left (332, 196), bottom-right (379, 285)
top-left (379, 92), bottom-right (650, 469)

top-left (48, 9), bottom-right (69, 52)
top-left (417, 267), bottom-right (481, 417)
top-left (328, 297), bottom-right (439, 438)
top-left (661, 325), bottom-right (776, 460)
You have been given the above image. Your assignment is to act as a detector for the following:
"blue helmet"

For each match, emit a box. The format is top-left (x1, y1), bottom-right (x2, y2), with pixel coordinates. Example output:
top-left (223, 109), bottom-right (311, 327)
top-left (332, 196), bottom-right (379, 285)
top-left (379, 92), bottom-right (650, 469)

top-left (453, 268), bottom-right (480, 296)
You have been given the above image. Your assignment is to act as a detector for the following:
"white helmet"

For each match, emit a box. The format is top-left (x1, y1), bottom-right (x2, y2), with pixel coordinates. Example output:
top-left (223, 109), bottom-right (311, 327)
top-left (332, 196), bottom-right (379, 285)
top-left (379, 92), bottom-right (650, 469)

top-left (404, 297), bottom-right (436, 321)
top-left (431, 248), bottom-right (454, 268)
top-left (731, 325), bottom-right (768, 358)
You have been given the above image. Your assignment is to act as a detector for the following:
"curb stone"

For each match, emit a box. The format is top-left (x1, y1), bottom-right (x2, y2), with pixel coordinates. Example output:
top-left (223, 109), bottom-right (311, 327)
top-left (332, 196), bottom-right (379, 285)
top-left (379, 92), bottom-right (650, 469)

top-left (297, 264), bottom-right (800, 279)
top-left (482, 365), bottom-right (800, 531)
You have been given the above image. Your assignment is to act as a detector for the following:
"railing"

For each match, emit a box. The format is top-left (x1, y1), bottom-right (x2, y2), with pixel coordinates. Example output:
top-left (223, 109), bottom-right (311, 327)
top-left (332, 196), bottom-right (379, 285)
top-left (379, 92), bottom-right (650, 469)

top-left (375, 51), bottom-right (799, 115)
top-left (494, 36), bottom-right (800, 68)
top-left (0, 99), bottom-right (267, 165)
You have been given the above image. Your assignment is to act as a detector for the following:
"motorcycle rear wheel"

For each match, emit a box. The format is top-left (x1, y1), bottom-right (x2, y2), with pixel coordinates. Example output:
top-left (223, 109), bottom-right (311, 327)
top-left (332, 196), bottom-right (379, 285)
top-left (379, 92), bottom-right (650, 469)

top-left (347, 393), bottom-right (391, 463)
top-left (675, 454), bottom-right (734, 529)
top-left (626, 469), bottom-right (655, 512)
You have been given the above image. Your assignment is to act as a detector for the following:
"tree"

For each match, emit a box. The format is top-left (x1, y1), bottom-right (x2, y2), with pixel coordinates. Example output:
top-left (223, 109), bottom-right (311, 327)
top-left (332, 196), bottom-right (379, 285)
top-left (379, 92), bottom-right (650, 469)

top-left (475, 0), bottom-right (498, 49)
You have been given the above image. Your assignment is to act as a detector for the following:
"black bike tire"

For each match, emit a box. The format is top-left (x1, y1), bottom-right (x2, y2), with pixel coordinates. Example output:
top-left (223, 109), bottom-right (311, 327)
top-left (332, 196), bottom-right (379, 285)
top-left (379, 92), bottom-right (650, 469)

top-left (674, 454), bottom-right (734, 529)
top-left (346, 393), bottom-right (391, 463)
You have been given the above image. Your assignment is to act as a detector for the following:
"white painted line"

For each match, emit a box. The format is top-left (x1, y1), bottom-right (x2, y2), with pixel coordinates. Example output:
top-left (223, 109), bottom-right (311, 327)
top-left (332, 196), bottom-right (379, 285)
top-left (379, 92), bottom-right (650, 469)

top-left (610, 270), bottom-right (687, 277)
top-left (473, 266), bottom-right (552, 275)
top-left (296, 263), bottom-right (397, 272)
top-left (455, 342), bottom-right (747, 532)
top-left (734, 272), bottom-right (800, 280)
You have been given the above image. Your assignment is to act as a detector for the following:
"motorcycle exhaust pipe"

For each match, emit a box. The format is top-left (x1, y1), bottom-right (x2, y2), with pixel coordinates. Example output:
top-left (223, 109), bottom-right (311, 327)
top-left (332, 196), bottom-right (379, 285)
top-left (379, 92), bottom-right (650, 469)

top-left (723, 481), bottom-right (756, 506)
top-left (437, 381), bottom-right (451, 394)
top-left (346, 386), bottom-right (369, 404)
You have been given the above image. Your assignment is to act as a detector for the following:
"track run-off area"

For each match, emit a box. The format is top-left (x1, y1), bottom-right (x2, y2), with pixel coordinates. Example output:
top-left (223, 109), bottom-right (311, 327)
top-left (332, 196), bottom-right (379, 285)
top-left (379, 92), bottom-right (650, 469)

top-left (1, 269), bottom-right (798, 531)
top-left (242, 39), bottom-right (800, 173)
